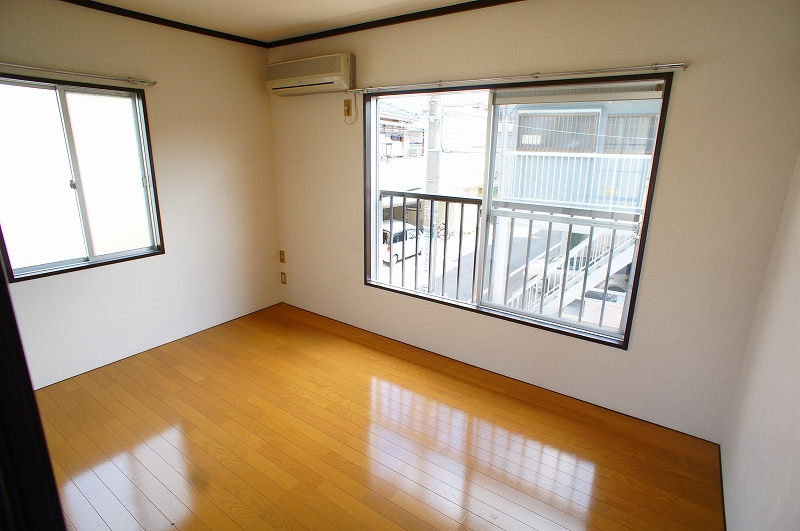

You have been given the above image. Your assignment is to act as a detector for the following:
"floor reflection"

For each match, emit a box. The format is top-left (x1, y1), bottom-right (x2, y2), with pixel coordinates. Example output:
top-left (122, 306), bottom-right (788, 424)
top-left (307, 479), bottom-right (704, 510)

top-left (368, 376), bottom-right (596, 530)
top-left (53, 425), bottom-right (191, 531)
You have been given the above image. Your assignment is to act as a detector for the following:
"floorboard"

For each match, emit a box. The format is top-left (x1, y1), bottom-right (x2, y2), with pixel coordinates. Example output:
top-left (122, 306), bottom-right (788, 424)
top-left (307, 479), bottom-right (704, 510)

top-left (35, 303), bottom-right (725, 531)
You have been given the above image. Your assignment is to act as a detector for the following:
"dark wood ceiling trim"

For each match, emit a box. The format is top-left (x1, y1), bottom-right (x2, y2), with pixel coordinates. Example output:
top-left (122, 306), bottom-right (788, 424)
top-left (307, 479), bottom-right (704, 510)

top-left (58, 0), bottom-right (524, 49)
top-left (263, 0), bottom-right (525, 47)
top-left (59, 0), bottom-right (273, 48)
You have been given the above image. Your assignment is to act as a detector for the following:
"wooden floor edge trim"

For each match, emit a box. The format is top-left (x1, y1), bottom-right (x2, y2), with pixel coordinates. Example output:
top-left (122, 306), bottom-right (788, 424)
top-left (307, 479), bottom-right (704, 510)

top-left (265, 303), bottom-right (446, 364)
top-left (265, 303), bottom-right (721, 453)
top-left (438, 357), bottom-right (720, 460)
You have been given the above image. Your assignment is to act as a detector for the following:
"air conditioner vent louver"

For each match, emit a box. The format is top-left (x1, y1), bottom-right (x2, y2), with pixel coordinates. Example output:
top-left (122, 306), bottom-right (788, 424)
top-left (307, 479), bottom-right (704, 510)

top-left (266, 53), bottom-right (355, 96)
top-left (267, 55), bottom-right (342, 80)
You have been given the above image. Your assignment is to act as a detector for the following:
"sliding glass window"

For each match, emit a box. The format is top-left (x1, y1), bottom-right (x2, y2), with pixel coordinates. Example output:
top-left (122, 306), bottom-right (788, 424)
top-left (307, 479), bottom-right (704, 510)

top-left (365, 74), bottom-right (671, 347)
top-left (0, 76), bottom-right (163, 281)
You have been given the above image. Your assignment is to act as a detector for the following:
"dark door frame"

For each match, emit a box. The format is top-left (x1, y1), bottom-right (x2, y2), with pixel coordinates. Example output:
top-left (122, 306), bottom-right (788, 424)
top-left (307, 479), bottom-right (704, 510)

top-left (0, 258), bottom-right (67, 530)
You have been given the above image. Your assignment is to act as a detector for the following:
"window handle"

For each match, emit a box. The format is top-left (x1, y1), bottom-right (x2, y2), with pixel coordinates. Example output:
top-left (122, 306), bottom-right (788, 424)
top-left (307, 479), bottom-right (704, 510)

top-left (69, 180), bottom-right (76, 189)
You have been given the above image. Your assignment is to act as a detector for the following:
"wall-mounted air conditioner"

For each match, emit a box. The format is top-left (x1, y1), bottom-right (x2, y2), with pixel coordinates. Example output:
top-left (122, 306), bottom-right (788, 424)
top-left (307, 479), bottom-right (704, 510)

top-left (266, 53), bottom-right (355, 96)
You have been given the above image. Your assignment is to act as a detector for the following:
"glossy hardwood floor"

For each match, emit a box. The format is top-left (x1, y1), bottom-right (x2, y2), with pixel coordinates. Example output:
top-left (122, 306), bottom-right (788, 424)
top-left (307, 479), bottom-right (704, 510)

top-left (35, 303), bottom-right (725, 531)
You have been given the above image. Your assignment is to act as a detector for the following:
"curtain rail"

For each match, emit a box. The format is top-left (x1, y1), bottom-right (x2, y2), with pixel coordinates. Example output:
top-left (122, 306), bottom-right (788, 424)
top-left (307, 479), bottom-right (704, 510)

top-left (351, 62), bottom-right (687, 94)
top-left (0, 61), bottom-right (157, 86)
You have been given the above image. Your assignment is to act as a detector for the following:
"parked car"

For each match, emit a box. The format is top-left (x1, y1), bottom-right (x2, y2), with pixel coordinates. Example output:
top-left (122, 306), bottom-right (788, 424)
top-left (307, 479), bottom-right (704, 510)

top-left (581, 288), bottom-right (624, 327)
top-left (382, 221), bottom-right (424, 264)
top-left (585, 289), bottom-right (618, 303)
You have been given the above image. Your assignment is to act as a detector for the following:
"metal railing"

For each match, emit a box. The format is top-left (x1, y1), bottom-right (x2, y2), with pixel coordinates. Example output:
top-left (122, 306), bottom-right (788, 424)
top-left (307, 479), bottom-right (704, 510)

top-left (500, 152), bottom-right (652, 213)
top-left (482, 200), bottom-right (640, 332)
top-left (377, 192), bottom-right (641, 334)
top-left (380, 191), bottom-right (482, 302)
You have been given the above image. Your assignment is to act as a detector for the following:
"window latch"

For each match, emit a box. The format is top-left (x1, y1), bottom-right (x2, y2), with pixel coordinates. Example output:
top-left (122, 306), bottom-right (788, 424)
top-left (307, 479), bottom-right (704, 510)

top-left (69, 180), bottom-right (76, 189)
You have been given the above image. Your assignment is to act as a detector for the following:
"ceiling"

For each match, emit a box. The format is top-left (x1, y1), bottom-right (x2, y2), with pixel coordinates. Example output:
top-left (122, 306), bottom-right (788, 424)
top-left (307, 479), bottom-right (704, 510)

top-left (86, 0), bottom-right (477, 43)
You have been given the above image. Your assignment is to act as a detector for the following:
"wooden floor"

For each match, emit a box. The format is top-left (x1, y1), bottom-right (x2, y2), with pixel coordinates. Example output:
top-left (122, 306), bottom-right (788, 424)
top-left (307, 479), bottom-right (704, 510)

top-left (36, 303), bottom-right (725, 531)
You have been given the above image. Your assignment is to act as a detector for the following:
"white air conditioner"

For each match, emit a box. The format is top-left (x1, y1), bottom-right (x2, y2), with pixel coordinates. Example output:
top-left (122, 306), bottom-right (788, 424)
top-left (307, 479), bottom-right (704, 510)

top-left (266, 53), bottom-right (355, 95)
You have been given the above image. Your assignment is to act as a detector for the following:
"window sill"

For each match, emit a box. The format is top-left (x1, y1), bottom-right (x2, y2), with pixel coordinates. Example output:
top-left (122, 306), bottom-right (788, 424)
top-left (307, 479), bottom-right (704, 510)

top-left (5, 247), bottom-right (164, 283)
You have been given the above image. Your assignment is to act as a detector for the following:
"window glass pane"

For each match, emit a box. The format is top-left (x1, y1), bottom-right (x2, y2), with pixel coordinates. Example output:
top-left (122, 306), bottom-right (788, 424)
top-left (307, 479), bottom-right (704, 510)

top-left (0, 83), bottom-right (86, 270)
top-left (603, 114), bottom-right (658, 154)
top-left (367, 79), bottom-right (670, 345)
top-left (517, 111), bottom-right (599, 152)
top-left (65, 91), bottom-right (153, 256)
top-left (378, 91), bottom-right (490, 195)
top-left (376, 91), bottom-right (489, 297)
top-left (483, 96), bottom-right (662, 336)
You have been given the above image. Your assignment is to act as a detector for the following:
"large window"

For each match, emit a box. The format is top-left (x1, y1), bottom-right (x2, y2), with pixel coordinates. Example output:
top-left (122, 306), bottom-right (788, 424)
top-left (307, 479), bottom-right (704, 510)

top-left (365, 75), bottom-right (671, 347)
top-left (0, 76), bottom-right (163, 281)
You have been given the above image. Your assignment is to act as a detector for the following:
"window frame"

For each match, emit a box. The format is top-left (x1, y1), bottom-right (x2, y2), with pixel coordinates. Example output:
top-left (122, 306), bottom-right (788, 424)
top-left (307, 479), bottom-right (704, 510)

top-left (364, 73), bottom-right (673, 349)
top-left (0, 73), bottom-right (165, 283)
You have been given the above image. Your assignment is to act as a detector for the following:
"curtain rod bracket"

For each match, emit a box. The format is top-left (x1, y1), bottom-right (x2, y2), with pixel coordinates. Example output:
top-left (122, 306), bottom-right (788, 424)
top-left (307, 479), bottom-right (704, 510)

top-left (0, 60), bottom-right (157, 86)
top-left (351, 62), bottom-right (688, 94)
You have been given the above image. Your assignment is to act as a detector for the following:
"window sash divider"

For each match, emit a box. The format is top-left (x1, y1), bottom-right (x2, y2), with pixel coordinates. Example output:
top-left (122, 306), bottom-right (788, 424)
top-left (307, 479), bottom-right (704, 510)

top-left (133, 93), bottom-right (159, 248)
top-left (473, 99), bottom-right (498, 305)
top-left (56, 86), bottom-right (95, 260)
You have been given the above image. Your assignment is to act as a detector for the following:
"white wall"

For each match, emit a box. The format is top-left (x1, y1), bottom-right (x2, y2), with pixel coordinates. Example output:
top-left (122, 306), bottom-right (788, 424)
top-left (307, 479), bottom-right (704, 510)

top-left (1, 0), bottom-right (279, 388)
top-left (269, 0), bottom-right (800, 442)
top-left (721, 148), bottom-right (800, 530)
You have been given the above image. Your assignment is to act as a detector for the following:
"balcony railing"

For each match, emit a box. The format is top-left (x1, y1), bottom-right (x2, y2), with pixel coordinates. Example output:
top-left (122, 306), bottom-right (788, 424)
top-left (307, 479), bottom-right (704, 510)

top-left (500, 152), bottom-right (652, 213)
top-left (483, 200), bottom-right (640, 333)
top-left (377, 191), bottom-right (641, 336)
top-left (380, 191), bottom-right (482, 302)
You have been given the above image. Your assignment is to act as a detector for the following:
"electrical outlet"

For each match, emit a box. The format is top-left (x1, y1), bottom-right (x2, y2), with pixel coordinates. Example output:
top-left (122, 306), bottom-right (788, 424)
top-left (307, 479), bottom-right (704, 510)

top-left (280, 272), bottom-right (287, 284)
top-left (344, 99), bottom-right (352, 117)
top-left (279, 250), bottom-right (285, 263)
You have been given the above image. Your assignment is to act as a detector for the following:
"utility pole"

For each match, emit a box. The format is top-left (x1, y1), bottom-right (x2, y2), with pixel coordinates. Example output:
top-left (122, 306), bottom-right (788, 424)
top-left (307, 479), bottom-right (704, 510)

top-left (426, 94), bottom-right (442, 292)
top-left (426, 95), bottom-right (442, 194)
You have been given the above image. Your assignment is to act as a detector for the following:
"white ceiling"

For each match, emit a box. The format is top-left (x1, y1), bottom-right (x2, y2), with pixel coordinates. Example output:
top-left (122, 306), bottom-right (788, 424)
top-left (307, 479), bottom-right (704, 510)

top-left (96, 0), bottom-right (468, 43)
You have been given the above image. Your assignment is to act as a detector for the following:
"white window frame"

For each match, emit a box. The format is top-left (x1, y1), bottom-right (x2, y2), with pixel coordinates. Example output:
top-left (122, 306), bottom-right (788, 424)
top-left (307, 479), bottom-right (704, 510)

top-left (0, 75), bottom-right (164, 282)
